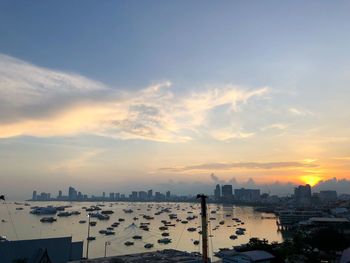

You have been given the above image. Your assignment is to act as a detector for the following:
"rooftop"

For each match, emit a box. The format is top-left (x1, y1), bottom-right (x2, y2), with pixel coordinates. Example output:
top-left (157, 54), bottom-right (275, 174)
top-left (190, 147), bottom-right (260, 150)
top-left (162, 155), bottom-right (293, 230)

top-left (69, 249), bottom-right (204, 263)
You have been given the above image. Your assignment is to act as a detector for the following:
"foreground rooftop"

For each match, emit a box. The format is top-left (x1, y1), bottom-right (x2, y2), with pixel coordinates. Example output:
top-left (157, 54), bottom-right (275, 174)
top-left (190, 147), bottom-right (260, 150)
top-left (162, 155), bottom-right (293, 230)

top-left (70, 249), bottom-right (204, 263)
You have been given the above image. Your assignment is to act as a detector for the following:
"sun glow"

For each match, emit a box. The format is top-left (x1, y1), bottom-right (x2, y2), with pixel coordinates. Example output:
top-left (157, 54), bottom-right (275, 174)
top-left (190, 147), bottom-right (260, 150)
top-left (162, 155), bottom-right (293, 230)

top-left (300, 175), bottom-right (322, 187)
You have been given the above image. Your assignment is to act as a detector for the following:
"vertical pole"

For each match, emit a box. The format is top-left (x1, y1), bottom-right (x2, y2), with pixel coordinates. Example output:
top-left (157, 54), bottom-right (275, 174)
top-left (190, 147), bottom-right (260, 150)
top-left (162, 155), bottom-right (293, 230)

top-left (86, 214), bottom-right (91, 259)
top-left (197, 194), bottom-right (208, 263)
top-left (104, 241), bottom-right (107, 257)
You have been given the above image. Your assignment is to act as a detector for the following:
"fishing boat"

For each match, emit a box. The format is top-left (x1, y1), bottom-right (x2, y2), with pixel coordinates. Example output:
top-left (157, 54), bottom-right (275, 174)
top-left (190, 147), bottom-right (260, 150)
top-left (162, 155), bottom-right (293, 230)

top-left (144, 243), bottom-right (154, 249)
top-left (124, 241), bottom-right (134, 246)
top-left (158, 238), bottom-right (172, 244)
top-left (40, 217), bottom-right (57, 223)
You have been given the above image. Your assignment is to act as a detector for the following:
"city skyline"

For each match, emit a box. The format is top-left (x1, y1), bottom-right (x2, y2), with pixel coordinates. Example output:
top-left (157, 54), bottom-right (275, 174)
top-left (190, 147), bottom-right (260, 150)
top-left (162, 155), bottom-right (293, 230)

top-left (0, 1), bottom-right (350, 200)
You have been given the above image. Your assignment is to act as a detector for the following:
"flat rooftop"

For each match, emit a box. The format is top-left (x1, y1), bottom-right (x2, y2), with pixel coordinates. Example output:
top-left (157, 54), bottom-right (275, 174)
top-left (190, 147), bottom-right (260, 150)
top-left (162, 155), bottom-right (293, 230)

top-left (70, 249), bottom-right (204, 263)
top-left (309, 217), bottom-right (349, 223)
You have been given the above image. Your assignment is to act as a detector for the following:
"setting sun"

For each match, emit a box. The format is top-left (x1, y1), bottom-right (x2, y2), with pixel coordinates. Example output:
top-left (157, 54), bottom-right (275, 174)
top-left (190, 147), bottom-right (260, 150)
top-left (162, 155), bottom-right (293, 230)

top-left (300, 175), bottom-right (322, 187)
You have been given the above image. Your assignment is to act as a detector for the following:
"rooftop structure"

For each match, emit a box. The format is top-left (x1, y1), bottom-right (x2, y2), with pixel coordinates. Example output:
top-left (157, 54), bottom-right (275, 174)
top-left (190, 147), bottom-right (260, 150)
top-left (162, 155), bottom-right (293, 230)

top-left (216, 249), bottom-right (275, 263)
top-left (70, 249), bottom-right (204, 263)
top-left (0, 236), bottom-right (83, 263)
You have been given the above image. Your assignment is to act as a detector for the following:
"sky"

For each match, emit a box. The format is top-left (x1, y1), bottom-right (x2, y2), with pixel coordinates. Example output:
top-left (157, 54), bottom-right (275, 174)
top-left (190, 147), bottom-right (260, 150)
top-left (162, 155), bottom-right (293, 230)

top-left (0, 1), bottom-right (350, 199)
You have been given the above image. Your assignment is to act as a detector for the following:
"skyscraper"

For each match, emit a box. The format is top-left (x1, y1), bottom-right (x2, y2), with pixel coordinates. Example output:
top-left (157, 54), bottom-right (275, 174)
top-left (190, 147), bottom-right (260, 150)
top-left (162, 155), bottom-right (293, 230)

top-left (32, 190), bottom-right (37, 200)
top-left (214, 184), bottom-right (221, 201)
top-left (294, 184), bottom-right (312, 205)
top-left (68, 186), bottom-right (77, 200)
top-left (221, 185), bottom-right (233, 202)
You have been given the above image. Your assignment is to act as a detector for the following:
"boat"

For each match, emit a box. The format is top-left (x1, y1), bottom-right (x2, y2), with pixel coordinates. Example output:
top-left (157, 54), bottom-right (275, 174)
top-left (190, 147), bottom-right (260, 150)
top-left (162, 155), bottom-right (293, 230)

top-left (31, 207), bottom-right (57, 215)
top-left (111, 222), bottom-right (119, 227)
top-left (157, 238), bottom-right (172, 244)
top-left (124, 241), bottom-right (134, 246)
top-left (0, 236), bottom-right (7, 242)
top-left (161, 232), bottom-right (170, 237)
top-left (107, 227), bottom-right (114, 230)
top-left (79, 220), bottom-right (86, 224)
top-left (123, 209), bottom-right (133, 213)
top-left (187, 227), bottom-right (197, 232)
top-left (144, 243), bottom-right (154, 249)
top-left (229, 235), bottom-right (237, 240)
top-left (101, 210), bottom-right (114, 215)
top-left (40, 217), bottom-right (57, 223)
top-left (132, 235), bottom-right (142, 240)
top-left (118, 218), bottom-right (125, 222)
top-left (159, 226), bottom-right (168, 231)
top-left (57, 211), bottom-right (71, 217)
top-left (219, 220), bottom-right (225, 225)
top-left (193, 240), bottom-right (200, 245)
top-left (105, 230), bottom-right (115, 235)
top-left (235, 229), bottom-right (245, 235)
top-left (87, 236), bottom-right (96, 241)
top-left (16, 207), bottom-right (24, 210)
top-left (99, 230), bottom-right (107, 234)
top-left (89, 221), bottom-right (97, 226)
top-left (181, 220), bottom-right (188, 224)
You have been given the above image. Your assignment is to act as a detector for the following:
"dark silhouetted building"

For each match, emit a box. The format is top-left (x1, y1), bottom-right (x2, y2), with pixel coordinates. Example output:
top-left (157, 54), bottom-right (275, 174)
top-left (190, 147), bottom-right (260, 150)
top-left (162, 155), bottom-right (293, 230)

top-left (234, 188), bottom-right (261, 202)
top-left (294, 184), bottom-right (312, 205)
top-left (222, 185), bottom-right (233, 202)
top-left (214, 184), bottom-right (221, 201)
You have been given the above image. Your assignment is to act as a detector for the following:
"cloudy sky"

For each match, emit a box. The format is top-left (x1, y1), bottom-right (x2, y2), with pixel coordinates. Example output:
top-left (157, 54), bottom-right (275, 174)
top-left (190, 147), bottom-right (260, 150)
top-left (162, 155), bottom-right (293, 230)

top-left (0, 1), bottom-right (350, 199)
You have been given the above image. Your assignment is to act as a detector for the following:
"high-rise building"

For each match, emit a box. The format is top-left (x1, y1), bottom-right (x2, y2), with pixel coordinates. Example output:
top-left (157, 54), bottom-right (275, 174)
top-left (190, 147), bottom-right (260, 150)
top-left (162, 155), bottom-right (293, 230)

top-left (294, 184), bottom-right (312, 205)
top-left (68, 186), bottom-right (77, 200)
top-left (32, 191), bottom-right (37, 200)
top-left (234, 188), bottom-right (261, 202)
top-left (214, 184), bottom-right (221, 200)
top-left (166, 191), bottom-right (171, 199)
top-left (147, 190), bottom-right (153, 199)
top-left (131, 191), bottom-right (138, 200)
top-left (58, 190), bottom-right (62, 199)
top-left (109, 192), bottom-right (115, 201)
top-left (319, 190), bottom-right (337, 202)
top-left (221, 185), bottom-right (233, 202)
top-left (139, 191), bottom-right (148, 200)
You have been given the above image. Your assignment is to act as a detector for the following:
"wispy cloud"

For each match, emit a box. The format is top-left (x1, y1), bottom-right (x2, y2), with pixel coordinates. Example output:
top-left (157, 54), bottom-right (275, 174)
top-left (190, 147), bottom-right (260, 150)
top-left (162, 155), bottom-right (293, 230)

top-left (159, 161), bottom-right (319, 172)
top-left (288, 107), bottom-right (313, 116)
top-left (0, 54), bottom-right (269, 142)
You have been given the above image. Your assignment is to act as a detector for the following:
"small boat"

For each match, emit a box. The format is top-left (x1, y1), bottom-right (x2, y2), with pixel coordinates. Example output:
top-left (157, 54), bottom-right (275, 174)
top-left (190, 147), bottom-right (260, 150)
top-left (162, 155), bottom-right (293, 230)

top-left (99, 230), bottom-right (107, 234)
top-left (144, 243), bottom-right (154, 249)
top-left (124, 241), bottom-right (134, 246)
top-left (0, 236), bottom-right (7, 242)
top-left (89, 221), bottom-right (97, 226)
top-left (87, 236), bottom-right (96, 241)
top-left (111, 223), bottom-right (119, 227)
top-left (187, 227), bottom-right (197, 232)
top-left (181, 220), bottom-right (188, 224)
top-left (235, 229), bottom-right (245, 235)
top-left (16, 207), bottom-right (24, 210)
top-left (193, 240), bottom-right (200, 245)
top-left (105, 230), bottom-right (115, 235)
top-left (161, 232), bottom-right (170, 237)
top-left (132, 235), bottom-right (142, 240)
top-left (158, 238), bottom-right (172, 244)
top-left (219, 220), bottom-right (225, 225)
top-left (57, 212), bottom-right (71, 217)
top-left (40, 217), bottom-right (57, 223)
top-left (118, 218), bottom-right (125, 222)
top-left (229, 235), bottom-right (237, 240)
top-left (159, 226), bottom-right (168, 231)
top-left (101, 210), bottom-right (114, 215)
top-left (79, 220), bottom-right (86, 224)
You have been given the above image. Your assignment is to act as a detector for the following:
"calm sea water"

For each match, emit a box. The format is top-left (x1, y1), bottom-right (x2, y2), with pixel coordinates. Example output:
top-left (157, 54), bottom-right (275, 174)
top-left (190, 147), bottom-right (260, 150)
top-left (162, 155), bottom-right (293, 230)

top-left (0, 202), bottom-right (282, 259)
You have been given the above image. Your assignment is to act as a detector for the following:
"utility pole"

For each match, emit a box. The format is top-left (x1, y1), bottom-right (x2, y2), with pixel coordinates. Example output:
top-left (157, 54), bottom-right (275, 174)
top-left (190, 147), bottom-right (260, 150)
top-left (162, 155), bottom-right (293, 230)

top-left (104, 241), bottom-right (110, 257)
top-left (197, 194), bottom-right (208, 263)
top-left (86, 214), bottom-right (91, 259)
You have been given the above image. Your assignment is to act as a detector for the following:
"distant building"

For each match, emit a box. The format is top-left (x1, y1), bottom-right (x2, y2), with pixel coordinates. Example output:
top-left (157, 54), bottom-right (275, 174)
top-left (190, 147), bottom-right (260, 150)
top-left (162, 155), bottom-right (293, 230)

top-left (109, 192), bottom-right (115, 200)
top-left (139, 191), bottom-right (148, 200)
top-left (222, 185), bottom-right (233, 202)
top-left (319, 190), bottom-right (337, 202)
top-left (214, 184), bottom-right (221, 201)
top-left (147, 189), bottom-right (153, 199)
top-left (131, 191), bottom-right (138, 200)
top-left (234, 188), bottom-right (261, 202)
top-left (32, 190), bottom-right (37, 201)
top-left (68, 186), bottom-right (77, 200)
top-left (294, 184), bottom-right (312, 205)
top-left (58, 190), bottom-right (62, 199)
top-left (166, 191), bottom-right (171, 199)
top-left (0, 236), bottom-right (83, 263)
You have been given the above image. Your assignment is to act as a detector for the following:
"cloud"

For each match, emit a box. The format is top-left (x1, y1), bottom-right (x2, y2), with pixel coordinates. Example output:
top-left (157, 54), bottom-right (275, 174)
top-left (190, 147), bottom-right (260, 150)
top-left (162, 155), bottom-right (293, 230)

top-left (288, 107), bottom-right (313, 116)
top-left (0, 54), bottom-right (269, 142)
top-left (159, 161), bottom-right (319, 172)
top-left (313, 177), bottom-right (350, 194)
